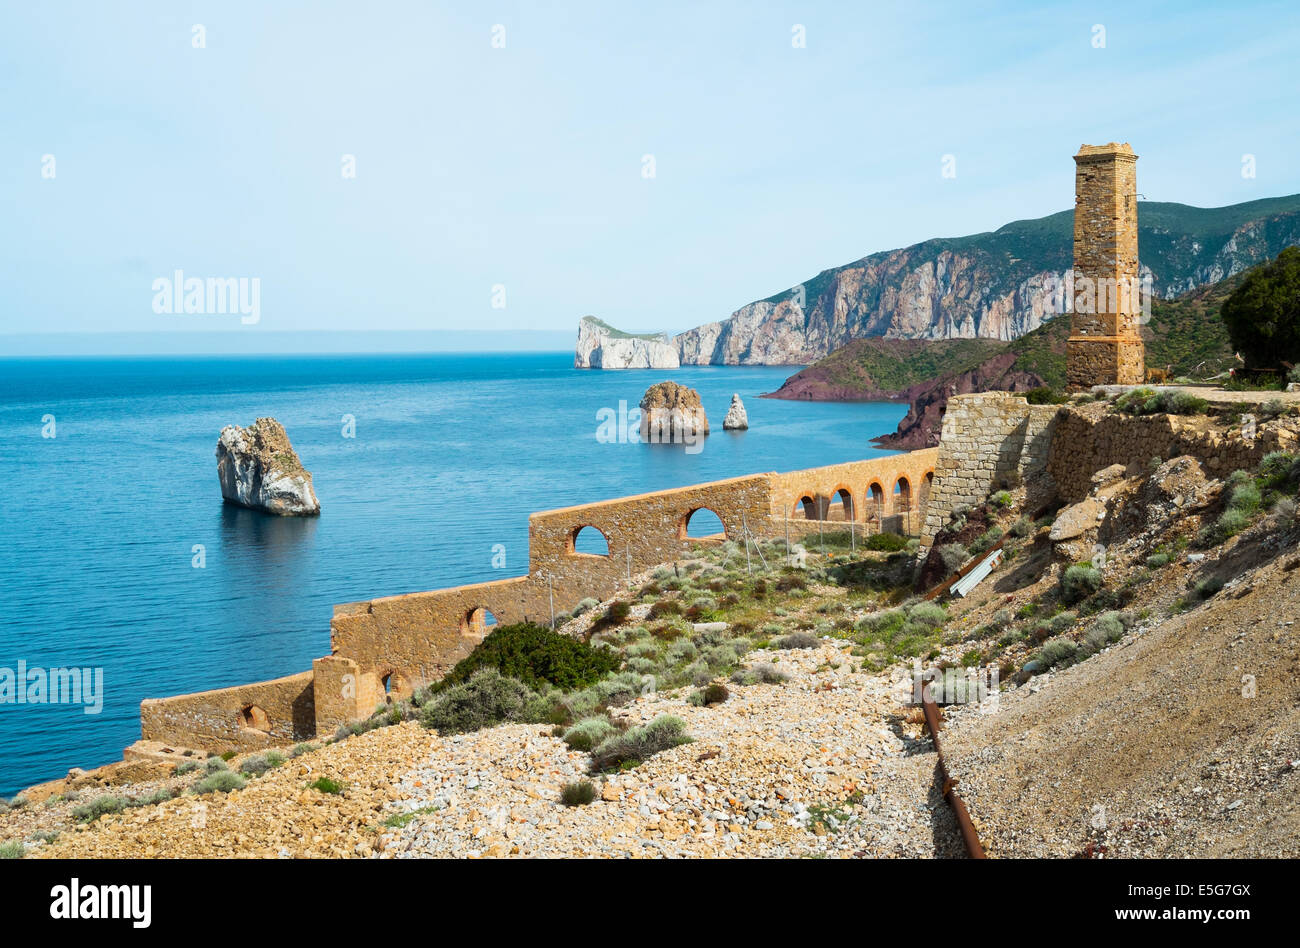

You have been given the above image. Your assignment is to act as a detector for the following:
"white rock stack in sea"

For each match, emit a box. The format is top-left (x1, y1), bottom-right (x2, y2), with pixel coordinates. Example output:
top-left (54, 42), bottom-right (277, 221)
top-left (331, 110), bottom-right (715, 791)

top-left (722, 393), bottom-right (749, 430)
top-left (216, 417), bottom-right (321, 516)
top-left (574, 316), bottom-right (680, 369)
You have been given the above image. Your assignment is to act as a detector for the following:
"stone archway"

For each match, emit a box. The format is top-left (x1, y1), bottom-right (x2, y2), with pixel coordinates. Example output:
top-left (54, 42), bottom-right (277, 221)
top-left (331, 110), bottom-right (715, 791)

top-left (461, 606), bottom-right (499, 638)
top-left (237, 704), bottom-right (270, 733)
top-left (680, 507), bottom-right (727, 540)
top-left (568, 524), bottom-right (611, 557)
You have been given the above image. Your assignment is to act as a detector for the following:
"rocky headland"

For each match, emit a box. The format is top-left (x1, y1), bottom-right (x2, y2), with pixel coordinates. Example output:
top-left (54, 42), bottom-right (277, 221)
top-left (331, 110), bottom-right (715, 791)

top-left (672, 193), bottom-right (1300, 364)
top-left (575, 316), bottom-right (679, 369)
top-left (216, 418), bottom-right (321, 517)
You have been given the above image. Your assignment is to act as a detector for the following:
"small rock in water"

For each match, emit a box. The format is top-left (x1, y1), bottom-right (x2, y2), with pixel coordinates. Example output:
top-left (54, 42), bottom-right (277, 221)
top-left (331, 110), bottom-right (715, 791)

top-left (722, 393), bottom-right (749, 430)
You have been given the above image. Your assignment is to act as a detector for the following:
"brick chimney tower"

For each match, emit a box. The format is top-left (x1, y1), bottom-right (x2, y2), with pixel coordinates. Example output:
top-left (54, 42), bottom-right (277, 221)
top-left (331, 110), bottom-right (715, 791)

top-left (1067, 143), bottom-right (1145, 390)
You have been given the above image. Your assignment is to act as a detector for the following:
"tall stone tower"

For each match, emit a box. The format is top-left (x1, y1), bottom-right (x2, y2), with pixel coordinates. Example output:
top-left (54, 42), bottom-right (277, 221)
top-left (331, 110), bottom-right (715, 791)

top-left (1067, 142), bottom-right (1145, 390)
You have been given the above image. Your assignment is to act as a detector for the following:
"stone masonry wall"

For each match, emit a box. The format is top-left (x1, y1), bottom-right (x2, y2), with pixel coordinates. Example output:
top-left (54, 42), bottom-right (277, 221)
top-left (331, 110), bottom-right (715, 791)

top-left (140, 671), bottom-right (315, 751)
top-left (920, 392), bottom-right (1057, 552)
top-left (143, 452), bottom-right (940, 750)
top-left (1047, 403), bottom-right (1298, 502)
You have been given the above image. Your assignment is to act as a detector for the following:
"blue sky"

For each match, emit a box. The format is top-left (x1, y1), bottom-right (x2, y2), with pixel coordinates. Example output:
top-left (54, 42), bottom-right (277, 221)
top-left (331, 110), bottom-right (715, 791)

top-left (3, 0), bottom-right (1298, 342)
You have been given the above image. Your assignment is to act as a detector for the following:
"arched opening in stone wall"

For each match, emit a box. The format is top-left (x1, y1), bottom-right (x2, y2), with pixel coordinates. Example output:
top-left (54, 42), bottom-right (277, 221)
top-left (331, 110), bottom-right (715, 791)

top-left (919, 471), bottom-right (934, 512)
top-left (893, 477), bottom-right (912, 515)
top-left (680, 507), bottom-right (727, 540)
top-left (237, 704), bottom-right (270, 733)
top-left (568, 524), bottom-right (611, 557)
top-left (381, 670), bottom-right (410, 702)
top-left (461, 606), bottom-right (499, 638)
top-left (831, 488), bottom-right (854, 521)
top-left (796, 495), bottom-right (820, 520)
top-left (866, 483), bottom-right (885, 521)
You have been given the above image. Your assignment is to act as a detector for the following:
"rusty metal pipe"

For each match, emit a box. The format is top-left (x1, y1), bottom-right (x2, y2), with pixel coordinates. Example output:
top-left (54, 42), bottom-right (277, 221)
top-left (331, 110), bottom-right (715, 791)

top-left (920, 691), bottom-right (987, 859)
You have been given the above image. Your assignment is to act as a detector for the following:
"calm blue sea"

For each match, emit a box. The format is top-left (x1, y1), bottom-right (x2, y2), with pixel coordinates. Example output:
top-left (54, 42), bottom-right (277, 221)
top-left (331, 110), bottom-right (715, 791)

top-left (0, 352), bottom-right (905, 794)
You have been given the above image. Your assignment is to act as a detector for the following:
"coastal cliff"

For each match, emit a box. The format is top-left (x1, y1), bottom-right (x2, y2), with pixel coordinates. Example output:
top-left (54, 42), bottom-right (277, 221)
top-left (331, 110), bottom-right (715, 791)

top-left (674, 194), bottom-right (1300, 364)
top-left (575, 316), bottom-right (679, 369)
top-left (216, 418), bottom-right (321, 516)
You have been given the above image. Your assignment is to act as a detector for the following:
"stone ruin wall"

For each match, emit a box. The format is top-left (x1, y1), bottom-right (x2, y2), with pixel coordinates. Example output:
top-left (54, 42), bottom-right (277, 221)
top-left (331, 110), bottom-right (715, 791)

top-left (140, 671), bottom-right (316, 751)
top-left (920, 392), bottom-right (1058, 553)
top-left (1047, 405), bottom-right (1297, 502)
top-left (140, 450), bottom-right (937, 752)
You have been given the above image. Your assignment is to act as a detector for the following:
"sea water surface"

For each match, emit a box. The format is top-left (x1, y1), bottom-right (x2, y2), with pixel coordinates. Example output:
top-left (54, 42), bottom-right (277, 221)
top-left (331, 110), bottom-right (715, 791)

top-left (0, 352), bottom-right (905, 794)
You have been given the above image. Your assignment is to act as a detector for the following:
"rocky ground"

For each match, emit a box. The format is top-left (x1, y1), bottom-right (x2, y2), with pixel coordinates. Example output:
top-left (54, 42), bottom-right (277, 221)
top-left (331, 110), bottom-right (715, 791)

top-left (15, 641), bottom-right (960, 859)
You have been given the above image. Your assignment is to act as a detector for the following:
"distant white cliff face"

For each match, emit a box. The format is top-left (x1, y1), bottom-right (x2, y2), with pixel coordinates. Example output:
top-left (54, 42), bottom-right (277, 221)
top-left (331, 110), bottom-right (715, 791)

top-left (574, 316), bottom-right (680, 369)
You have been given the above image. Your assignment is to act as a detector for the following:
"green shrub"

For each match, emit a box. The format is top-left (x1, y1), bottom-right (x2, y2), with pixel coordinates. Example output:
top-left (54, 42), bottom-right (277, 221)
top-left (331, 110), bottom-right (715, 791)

top-left (907, 601), bottom-right (947, 630)
top-left (1038, 637), bottom-right (1078, 667)
top-left (193, 771), bottom-right (246, 795)
top-left (573, 597), bottom-right (601, 615)
top-left (433, 622), bottom-right (619, 694)
top-left (775, 631), bottom-right (817, 649)
top-left (562, 716), bottom-right (616, 752)
top-left (1049, 610), bottom-right (1077, 634)
top-left (968, 527), bottom-right (1003, 557)
top-left (937, 544), bottom-right (968, 574)
top-left (701, 682), bottom-right (729, 705)
top-left (291, 743), bottom-right (318, 757)
top-left (590, 600), bottom-right (631, 634)
top-left (204, 757), bottom-right (228, 774)
top-left (1219, 246), bottom-right (1300, 369)
top-left (421, 668), bottom-right (541, 735)
top-left (1009, 515), bottom-right (1033, 538)
top-left (1060, 564), bottom-right (1103, 604)
top-left (134, 788), bottom-right (175, 808)
top-left (1025, 386), bottom-right (1067, 405)
top-left (990, 490), bottom-right (1012, 508)
top-left (307, 776), bottom-right (344, 794)
top-left (0, 841), bottom-right (23, 859)
top-left (589, 715), bottom-right (691, 772)
top-left (1145, 552), bottom-right (1171, 568)
top-left (864, 532), bottom-right (908, 552)
top-left (1115, 387), bottom-right (1208, 416)
top-left (71, 795), bottom-right (127, 823)
top-left (737, 662), bottom-right (788, 684)
top-left (239, 754), bottom-right (272, 776)
top-left (559, 780), bottom-right (596, 806)
top-left (173, 760), bottom-right (199, 776)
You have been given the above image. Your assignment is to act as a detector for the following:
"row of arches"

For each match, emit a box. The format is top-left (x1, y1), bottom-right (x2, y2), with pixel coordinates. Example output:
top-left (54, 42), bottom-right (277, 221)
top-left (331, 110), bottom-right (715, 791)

top-left (793, 472), bottom-right (933, 523)
top-left (567, 507), bottom-right (726, 558)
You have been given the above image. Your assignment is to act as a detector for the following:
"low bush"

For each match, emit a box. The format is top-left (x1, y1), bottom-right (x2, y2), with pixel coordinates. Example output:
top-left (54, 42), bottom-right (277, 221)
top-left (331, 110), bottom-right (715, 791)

top-left (1115, 387), bottom-right (1209, 416)
top-left (589, 600), bottom-right (631, 634)
top-left (1060, 564), bottom-right (1103, 604)
top-left (420, 668), bottom-right (542, 735)
top-left (0, 841), bottom-right (23, 859)
top-left (775, 631), bottom-right (818, 650)
top-left (1145, 552), bottom-right (1171, 568)
top-left (701, 682), bottom-right (729, 705)
top-left (561, 716), bottom-right (615, 752)
top-left (1038, 637), bottom-right (1078, 668)
top-left (937, 544), bottom-right (968, 574)
top-left (193, 771), bottom-right (246, 795)
top-left (559, 780), bottom-right (596, 806)
top-left (307, 776), bottom-right (344, 794)
top-left (291, 743), bottom-right (318, 757)
top-left (433, 622), bottom-right (620, 694)
top-left (907, 601), bottom-right (947, 630)
top-left (71, 795), bottom-right (127, 823)
top-left (589, 715), bottom-right (691, 772)
top-left (864, 532), bottom-right (908, 552)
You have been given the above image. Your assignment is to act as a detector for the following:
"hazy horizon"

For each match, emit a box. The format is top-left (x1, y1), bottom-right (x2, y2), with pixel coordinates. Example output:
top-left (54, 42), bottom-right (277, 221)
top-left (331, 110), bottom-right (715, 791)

top-left (5, 1), bottom-right (1298, 342)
